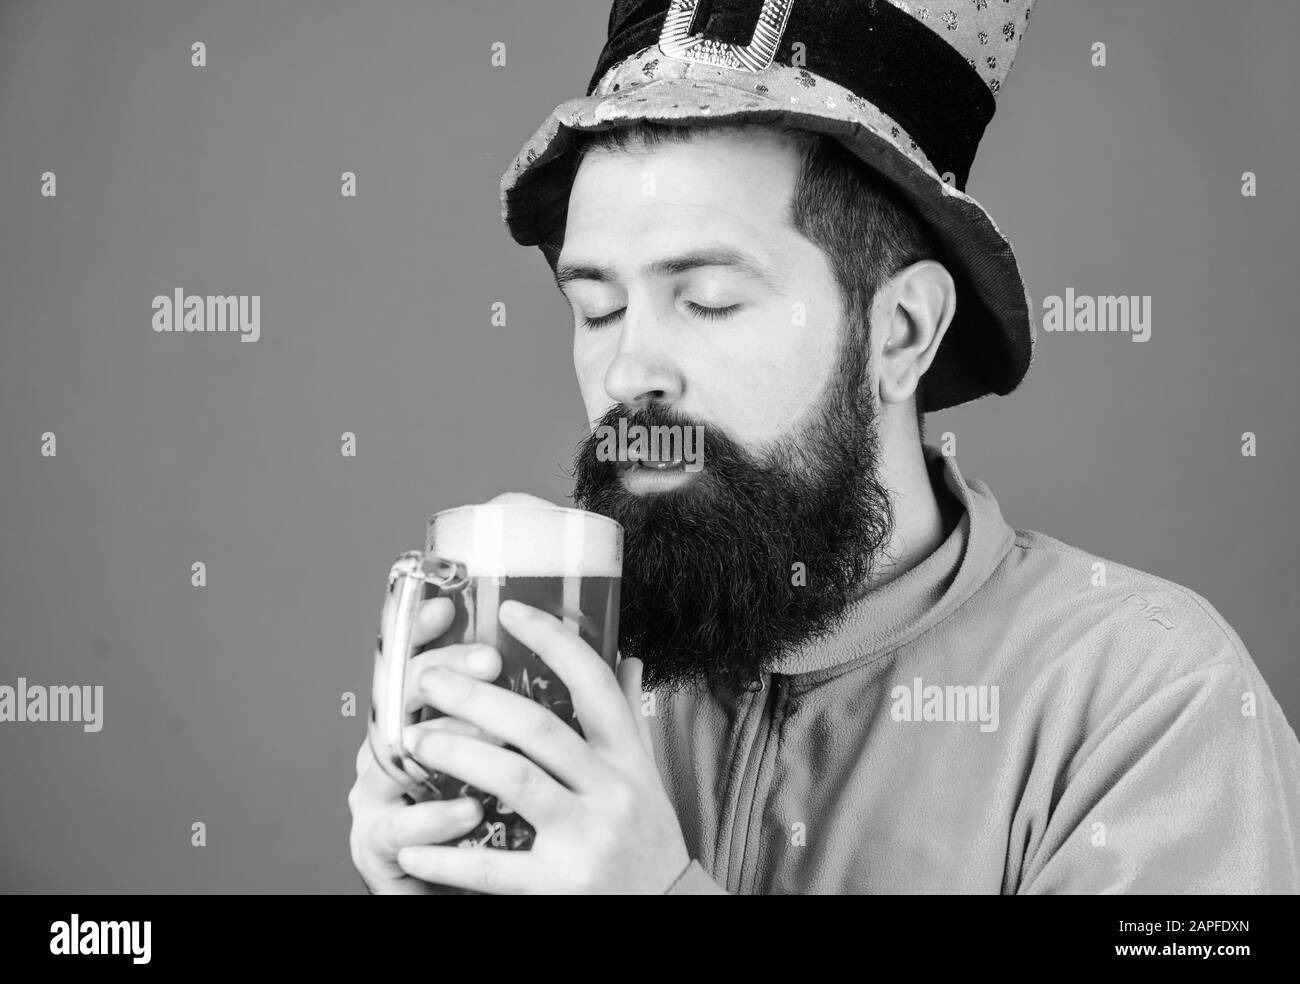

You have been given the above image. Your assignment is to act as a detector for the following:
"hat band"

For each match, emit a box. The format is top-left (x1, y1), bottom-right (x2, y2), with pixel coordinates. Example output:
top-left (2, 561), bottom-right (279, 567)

top-left (588, 0), bottom-right (996, 189)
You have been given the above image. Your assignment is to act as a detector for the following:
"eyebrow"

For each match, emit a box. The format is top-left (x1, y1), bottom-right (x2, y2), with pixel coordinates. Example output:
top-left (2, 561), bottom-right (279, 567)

top-left (553, 246), bottom-right (784, 294)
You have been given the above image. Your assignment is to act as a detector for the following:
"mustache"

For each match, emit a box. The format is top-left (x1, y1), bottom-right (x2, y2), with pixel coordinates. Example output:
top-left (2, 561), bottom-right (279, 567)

top-left (575, 402), bottom-right (798, 489)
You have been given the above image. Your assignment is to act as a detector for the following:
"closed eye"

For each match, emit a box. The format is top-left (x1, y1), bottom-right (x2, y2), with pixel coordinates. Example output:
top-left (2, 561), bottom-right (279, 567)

top-left (686, 302), bottom-right (740, 321)
top-left (579, 302), bottom-right (741, 330)
top-left (580, 308), bottom-right (625, 330)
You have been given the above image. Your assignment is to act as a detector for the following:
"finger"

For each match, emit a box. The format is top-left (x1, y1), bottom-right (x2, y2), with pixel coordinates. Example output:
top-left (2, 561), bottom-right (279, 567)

top-left (352, 740), bottom-right (414, 808)
top-left (370, 797), bottom-right (485, 859)
top-left (405, 727), bottom-right (571, 827)
top-left (376, 596), bottom-right (454, 682)
top-left (407, 714), bottom-right (507, 748)
top-left (378, 573), bottom-right (455, 656)
top-left (616, 656), bottom-right (654, 758)
top-left (403, 645), bottom-right (502, 712)
top-left (498, 601), bottom-right (639, 751)
top-left (411, 596), bottom-right (457, 649)
top-left (417, 666), bottom-right (603, 792)
top-left (397, 844), bottom-right (535, 895)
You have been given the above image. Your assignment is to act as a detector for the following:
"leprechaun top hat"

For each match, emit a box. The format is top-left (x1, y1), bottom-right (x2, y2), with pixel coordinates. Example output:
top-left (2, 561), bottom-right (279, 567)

top-left (501, 0), bottom-right (1037, 411)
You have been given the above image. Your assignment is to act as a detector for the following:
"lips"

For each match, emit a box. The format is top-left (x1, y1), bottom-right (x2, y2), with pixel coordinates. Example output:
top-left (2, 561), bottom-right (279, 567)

top-left (629, 458), bottom-right (686, 471)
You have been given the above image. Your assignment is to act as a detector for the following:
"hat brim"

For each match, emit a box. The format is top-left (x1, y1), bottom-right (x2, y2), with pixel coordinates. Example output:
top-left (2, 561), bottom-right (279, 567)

top-left (500, 47), bottom-right (1034, 412)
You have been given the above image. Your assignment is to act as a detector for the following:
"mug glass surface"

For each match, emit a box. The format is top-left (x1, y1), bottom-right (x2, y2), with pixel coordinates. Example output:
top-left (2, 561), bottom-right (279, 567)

top-left (384, 503), bottom-right (622, 856)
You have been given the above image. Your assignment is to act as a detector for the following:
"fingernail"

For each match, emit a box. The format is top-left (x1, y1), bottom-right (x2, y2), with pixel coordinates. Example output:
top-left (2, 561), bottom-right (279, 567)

top-left (468, 646), bottom-right (496, 673)
top-left (457, 797), bottom-right (482, 819)
top-left (499, 600), bottom-right (525, 620)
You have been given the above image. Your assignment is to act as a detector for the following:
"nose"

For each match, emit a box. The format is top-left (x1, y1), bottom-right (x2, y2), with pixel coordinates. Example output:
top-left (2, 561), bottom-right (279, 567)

top-left (602, 314), bottom-right (684, 409)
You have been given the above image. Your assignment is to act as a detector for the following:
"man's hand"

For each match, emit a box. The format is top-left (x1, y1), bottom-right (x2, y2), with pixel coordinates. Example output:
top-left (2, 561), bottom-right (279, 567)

top-left (395, 600), bottom-right (692, 894)
top-left (348, 594), bottom-right (506, 894)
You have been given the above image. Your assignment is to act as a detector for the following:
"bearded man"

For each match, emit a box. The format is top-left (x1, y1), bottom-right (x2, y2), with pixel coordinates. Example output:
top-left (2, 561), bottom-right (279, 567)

top-left (349, 0), bottom-right (1300, 894)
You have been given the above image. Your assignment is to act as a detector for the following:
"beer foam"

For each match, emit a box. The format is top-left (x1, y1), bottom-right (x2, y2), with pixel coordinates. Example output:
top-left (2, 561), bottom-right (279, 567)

top-left (427, 505), bottom-right (622, 577)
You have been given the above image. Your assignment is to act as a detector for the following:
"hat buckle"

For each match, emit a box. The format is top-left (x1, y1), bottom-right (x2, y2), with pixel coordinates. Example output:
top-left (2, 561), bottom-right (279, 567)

top-left (657, 0), bottom-right (796, 73)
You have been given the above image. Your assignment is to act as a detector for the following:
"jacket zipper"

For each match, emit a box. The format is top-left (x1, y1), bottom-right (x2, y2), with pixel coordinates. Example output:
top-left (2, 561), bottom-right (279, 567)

top-left (728, 672), bottom-right (783, 893)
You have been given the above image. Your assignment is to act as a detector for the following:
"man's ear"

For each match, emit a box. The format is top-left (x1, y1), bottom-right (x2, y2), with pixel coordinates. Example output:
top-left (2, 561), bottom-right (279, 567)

top-left (874, 259), bottom-right (956, 407)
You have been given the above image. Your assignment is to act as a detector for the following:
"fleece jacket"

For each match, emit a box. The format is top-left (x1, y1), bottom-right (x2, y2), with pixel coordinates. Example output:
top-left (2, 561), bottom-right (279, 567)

top-left (651, 446), bottom-right (1300, 894)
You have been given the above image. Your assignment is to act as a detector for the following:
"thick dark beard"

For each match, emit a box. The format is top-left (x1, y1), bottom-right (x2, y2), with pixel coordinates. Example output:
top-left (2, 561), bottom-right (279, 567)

top-left (571, 370), bottom-right (894, 696)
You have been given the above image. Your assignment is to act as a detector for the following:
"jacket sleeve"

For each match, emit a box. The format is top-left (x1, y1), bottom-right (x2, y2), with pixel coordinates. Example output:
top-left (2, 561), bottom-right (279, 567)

top-left (664, 858), bottom-right (731, 895)
top-left (1018, 661), bottom-right (1300, 893)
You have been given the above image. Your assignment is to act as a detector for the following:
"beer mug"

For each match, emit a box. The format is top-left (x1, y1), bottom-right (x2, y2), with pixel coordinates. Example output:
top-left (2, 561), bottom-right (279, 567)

top-left (370, 504), bottom-right (622, 855)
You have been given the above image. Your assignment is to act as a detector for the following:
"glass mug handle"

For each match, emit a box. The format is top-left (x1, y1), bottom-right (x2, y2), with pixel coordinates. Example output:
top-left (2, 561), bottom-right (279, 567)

top-left (369, 549), bottom-right (469, 799)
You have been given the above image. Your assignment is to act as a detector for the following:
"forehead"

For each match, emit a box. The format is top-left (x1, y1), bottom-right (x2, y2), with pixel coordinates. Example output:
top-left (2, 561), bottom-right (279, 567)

top-left (561, 126), bottom-right (804, 250)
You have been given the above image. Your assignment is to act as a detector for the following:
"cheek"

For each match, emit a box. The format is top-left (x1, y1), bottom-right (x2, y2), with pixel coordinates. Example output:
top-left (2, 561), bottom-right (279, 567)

top-left (709, 310), bottom-right (841, 445)
top-left (573, 334), bottom-right (610, 421)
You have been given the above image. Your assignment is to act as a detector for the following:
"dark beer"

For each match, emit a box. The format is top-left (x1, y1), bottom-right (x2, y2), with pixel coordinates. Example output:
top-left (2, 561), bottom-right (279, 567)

top-left (415, 505), bottom-right (622, 854)
top-left (416, 574), bottom-right (620, 849)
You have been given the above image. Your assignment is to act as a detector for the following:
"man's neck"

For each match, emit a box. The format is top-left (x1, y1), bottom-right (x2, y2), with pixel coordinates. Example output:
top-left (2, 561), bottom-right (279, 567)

top-left (870, 423), bottom-right (951, 588)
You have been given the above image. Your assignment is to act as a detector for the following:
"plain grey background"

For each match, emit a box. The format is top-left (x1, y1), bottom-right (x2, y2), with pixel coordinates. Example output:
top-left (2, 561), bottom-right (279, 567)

top-left (1, 0), bottom-right (1296, 892)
